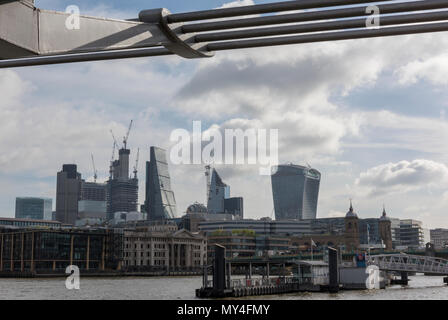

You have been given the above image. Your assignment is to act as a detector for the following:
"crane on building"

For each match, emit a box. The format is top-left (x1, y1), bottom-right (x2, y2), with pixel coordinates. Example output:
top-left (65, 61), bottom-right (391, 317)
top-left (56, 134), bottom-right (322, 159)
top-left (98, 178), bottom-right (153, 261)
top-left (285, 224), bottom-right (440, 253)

top-left (109, 130), bottom-right (119, 179)
top-left (91, 154), bottom-right (98, 183)
top-left (109, 141), bottom-right (117, 179)
top-left (133, 148), bottom-right (140, 179)
top-left (123, 120), bottom-right (133, 150)
top-left (110, 129), bottom-right (119, 149)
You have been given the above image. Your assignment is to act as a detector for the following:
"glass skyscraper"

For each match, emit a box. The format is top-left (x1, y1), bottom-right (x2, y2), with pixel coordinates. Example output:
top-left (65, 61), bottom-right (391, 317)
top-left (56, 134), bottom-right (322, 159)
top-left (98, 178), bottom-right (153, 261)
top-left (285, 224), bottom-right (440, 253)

top-left (15, 197), bottom-right (53, 221)
top-left (145, 146), bottom-right (177, 220)
top-left (271, 164), bottom-right (321, 220)
top-left (207, 169), bottom-right (244, 218)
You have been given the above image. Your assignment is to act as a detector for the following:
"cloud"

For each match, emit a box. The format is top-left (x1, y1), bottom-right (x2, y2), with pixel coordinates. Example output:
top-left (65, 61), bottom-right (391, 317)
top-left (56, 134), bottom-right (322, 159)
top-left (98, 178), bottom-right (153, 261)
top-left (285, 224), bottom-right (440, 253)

top-left (355, 159), bottom-right (448, 197)
top-left (396, 53), bottom-right (448, 86)
top-left (218, 0), bottom-right (254, 9)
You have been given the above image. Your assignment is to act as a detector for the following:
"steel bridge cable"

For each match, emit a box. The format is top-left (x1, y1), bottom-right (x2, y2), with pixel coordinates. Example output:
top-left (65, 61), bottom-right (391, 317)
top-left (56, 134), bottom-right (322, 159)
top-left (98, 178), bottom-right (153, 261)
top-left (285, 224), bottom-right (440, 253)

top-left (194, 10), bottom-right (448, 42)
top-left (206, 21), bottom-right (448, 51)
top-left (167, 0), bottom-right (398, 23)
top-left (0, 48), bottom-right (173, 69)
top-left (181, 0), bottom-right (448, 33)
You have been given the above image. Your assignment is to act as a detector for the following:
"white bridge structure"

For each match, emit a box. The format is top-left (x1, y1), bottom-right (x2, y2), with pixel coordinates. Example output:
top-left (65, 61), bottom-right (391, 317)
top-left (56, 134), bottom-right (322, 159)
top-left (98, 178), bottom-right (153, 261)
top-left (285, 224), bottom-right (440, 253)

top-left (368, 254), bottom-right (448, 275)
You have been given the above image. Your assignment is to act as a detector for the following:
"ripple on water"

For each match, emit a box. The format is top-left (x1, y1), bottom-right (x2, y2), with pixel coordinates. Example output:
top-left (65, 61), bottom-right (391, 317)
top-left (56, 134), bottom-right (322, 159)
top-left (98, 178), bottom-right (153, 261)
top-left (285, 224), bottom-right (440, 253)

top-left (1, 275), bottom-right (448, 300)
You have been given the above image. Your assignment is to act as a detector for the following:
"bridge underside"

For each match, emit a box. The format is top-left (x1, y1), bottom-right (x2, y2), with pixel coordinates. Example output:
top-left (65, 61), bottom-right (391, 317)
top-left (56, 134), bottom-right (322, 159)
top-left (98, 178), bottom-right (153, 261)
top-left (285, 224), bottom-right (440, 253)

top-left (2, 0), bottom-right (448, 67)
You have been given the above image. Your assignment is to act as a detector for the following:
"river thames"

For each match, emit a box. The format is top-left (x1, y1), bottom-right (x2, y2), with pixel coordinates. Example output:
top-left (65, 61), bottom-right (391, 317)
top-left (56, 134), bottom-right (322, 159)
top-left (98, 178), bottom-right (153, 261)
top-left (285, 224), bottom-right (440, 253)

top-left (0, 274), bottom-right (447, 300)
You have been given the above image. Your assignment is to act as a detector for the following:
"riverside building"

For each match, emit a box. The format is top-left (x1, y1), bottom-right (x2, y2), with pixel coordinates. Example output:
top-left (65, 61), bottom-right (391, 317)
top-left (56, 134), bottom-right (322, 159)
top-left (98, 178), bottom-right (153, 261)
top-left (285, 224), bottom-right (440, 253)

top-left (122, 221), bottom-right (206, 271)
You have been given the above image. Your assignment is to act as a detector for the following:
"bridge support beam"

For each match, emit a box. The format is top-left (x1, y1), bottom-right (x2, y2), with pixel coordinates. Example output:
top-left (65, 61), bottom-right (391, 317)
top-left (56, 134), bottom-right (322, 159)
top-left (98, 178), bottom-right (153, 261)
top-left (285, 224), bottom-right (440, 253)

top-left (391, 271), bottom-right (409, 285)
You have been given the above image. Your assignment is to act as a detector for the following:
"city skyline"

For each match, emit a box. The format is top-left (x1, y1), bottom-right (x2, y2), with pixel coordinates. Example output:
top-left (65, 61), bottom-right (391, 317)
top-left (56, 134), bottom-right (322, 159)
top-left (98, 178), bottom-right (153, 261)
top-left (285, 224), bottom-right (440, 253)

top-left (2, 0), bottom-right (448, 229)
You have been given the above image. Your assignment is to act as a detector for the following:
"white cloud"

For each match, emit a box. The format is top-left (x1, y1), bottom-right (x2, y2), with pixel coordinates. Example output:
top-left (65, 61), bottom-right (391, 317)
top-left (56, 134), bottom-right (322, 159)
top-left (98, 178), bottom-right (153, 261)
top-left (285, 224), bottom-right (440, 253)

top-left (396, 53), bottom-right (448, 86)
top-left (218, 0), bottom-right (254, 9)
top-left (355, 159), bottom-right (448, 197)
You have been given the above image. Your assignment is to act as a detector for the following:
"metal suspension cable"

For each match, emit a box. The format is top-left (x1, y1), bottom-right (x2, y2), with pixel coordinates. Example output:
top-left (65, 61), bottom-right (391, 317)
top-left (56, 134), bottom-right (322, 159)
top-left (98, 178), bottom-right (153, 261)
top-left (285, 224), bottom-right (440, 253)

top-left (206, 21), bottom-right (448, 51)
top-left (167, 0), bottom-right (396, 23)
top-left (3, 0), bottom-right (448, 68)
top-left (182, 0), bottom-right (448, 33)
top-left (0, 47), bottom-right (172, 69)
top-left (195, 10), bottom-right (448, 42)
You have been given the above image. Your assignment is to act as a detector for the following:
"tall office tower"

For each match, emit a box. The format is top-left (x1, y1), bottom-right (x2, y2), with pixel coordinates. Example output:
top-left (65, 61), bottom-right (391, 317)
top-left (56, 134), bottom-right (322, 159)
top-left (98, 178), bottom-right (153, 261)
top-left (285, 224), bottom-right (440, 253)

top-left (15, 197), bottom-right (52, 220)
top-left (79, 181), bottom-right (107, 219)
top-left (271, 164), bottom-right (321, 220)
top-left (106, 147), bottom-right (138, 220)
top-left (145, 146), bottom-right (177, 220)
top-left (56, 164), bottom-right (82, 225)
top-left (207, 169), bottom-right (244, 218)
top-left (207, 169), bottom-right (230, 214)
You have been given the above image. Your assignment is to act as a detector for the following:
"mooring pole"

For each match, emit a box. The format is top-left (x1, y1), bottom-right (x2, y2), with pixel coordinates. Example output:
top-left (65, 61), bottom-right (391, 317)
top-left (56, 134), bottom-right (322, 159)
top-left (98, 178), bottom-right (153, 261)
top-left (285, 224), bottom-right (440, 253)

top-left (213, 245), bottom-right (226, 295)
top-left (328, 247), bottom-right (339, 293)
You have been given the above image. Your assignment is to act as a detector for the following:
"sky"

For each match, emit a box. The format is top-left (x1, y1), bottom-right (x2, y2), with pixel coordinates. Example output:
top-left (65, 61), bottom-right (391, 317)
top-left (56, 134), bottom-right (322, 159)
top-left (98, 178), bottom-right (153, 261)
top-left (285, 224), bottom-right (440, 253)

top-left (1, 0), bottom-right (448, 228)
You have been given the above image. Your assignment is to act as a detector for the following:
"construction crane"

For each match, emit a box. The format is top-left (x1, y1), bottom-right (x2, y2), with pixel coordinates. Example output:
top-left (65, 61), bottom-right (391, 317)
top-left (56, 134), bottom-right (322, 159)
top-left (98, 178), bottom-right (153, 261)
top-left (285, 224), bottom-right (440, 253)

top-left (91, 154), bottom-right (98, 183)
top-left (133, 148), bottom-right (140, 179)
top-left (123, 120), bottom-right (133, 150)
top-left (109, 130), bottom-right (118, 179)
top-left (110, 129), bottom-right (119, 148)
top-left (109, 141), bottom-right (117, 179)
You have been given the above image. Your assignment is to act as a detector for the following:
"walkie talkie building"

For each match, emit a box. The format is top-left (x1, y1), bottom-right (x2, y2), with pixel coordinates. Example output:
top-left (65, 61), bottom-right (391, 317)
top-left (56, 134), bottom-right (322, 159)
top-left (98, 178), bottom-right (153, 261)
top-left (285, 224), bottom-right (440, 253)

top-left (271, 164), bottom-right (321, 220)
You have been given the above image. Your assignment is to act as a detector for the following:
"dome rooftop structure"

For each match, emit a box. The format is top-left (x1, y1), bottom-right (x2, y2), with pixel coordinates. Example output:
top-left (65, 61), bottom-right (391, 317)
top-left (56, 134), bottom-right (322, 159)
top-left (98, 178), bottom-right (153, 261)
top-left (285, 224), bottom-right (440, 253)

top-left (379, 205), bottom-right (391, 221)
top-left (346, 201), bottom-right (358, 218)
top-left (186, 202), bottom-right (208, 214)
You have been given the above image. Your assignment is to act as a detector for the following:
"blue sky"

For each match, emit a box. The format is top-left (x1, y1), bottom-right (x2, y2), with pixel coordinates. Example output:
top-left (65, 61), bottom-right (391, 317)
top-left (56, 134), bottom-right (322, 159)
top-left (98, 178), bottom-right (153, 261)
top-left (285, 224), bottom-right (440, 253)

top-left (2, 0), bottom-right (448, 229)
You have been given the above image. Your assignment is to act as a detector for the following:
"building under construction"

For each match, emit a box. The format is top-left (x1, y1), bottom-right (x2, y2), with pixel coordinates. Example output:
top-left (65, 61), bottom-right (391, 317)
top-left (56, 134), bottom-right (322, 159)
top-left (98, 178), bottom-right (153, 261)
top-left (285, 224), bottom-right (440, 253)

top-left (106, 121), bottom-right (139, 220)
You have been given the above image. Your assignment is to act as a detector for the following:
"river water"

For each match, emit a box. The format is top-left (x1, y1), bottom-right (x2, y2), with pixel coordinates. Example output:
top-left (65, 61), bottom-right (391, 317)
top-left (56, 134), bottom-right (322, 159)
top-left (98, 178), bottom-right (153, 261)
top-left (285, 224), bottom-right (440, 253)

top-left (0, 274), bottom-right (447, 300)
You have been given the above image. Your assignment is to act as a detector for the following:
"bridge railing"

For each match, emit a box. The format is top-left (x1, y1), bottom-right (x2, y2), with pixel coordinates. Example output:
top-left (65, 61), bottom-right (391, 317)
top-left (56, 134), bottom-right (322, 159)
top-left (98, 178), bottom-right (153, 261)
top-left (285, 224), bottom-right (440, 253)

top-left (368, 254), bottom-right (448, 274)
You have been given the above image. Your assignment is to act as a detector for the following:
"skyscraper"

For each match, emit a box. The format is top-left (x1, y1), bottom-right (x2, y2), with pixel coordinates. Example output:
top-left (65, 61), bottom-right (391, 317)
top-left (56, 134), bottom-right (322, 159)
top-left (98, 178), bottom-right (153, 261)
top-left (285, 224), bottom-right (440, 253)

top-left (207, 169), bottom-right (230, 214)
top-left (145, 146), bottom-right (177, 220)
top-left (56, 164), bottom-right (82, 225)
top-left (107, 147), bottom-right (138, 220)
top-left (207, 168), bottom-right (244, 218)
top-left (271, 164), bottom-right (321, 220)
top-left (79, 181), bottom-right (107, 219)
top-left (15, 197), bottom-right (52, 221)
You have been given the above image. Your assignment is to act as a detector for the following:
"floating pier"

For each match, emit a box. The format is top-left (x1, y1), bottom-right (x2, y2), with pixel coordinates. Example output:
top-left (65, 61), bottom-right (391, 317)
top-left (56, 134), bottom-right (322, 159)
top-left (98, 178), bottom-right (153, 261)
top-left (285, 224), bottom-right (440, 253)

top-left (196, 245), bottom-right (342, 298)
